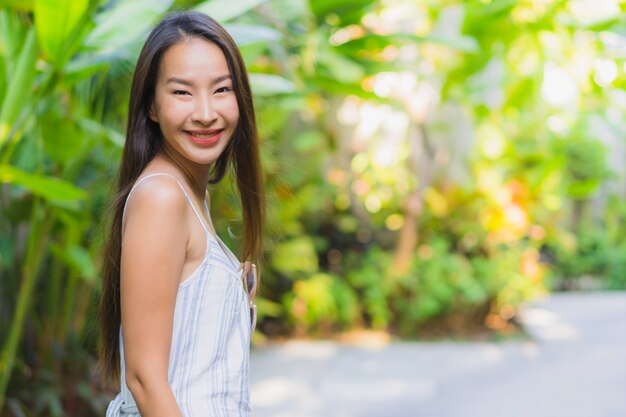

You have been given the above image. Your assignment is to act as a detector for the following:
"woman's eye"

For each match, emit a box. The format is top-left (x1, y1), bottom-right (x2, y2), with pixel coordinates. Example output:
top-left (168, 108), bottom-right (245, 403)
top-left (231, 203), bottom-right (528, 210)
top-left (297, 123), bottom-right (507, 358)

top-left (173, 90), bottom-right (189, 95)
top-left (215, 86), bottom-right (232, 94)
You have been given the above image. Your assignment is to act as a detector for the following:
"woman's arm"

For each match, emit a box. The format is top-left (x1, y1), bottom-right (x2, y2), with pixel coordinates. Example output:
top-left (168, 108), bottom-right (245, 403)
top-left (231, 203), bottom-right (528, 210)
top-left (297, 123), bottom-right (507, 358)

top-left (120, 177), bottom-right (189, 417)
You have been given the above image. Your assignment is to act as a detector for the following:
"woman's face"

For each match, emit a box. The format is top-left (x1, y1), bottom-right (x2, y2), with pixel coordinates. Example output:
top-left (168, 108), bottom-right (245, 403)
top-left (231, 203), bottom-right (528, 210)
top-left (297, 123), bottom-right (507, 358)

top-left (150, 37), bottom-right (239, 166)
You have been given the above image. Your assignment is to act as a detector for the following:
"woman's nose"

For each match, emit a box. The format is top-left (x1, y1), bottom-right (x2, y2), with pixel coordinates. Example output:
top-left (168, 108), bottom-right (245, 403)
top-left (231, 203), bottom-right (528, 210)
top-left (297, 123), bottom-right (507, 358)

top-left (192, 96), bottom-right (217, 124)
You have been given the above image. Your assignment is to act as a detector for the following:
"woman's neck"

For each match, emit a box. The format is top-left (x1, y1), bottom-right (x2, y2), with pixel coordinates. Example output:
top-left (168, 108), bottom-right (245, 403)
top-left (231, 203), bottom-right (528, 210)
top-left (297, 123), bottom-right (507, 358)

top-left (156, 149), bottom-right (210, 199)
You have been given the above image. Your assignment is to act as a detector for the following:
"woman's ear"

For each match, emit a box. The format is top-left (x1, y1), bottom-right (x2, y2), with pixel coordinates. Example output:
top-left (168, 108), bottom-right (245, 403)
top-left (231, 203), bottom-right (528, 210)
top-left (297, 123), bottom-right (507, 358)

top-left (148, 105), bottom-right (158, 123)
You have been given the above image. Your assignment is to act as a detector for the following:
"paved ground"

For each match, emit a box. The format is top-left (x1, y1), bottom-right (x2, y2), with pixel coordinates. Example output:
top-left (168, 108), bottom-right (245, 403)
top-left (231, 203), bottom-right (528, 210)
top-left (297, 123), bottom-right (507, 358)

top-left (249, 292), bottom-right (626, 417)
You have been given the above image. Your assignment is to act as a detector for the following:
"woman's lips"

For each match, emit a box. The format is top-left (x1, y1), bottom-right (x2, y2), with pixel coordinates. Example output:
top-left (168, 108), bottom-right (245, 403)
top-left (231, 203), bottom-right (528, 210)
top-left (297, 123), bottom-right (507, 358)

top-left (185, 129), bottom-right (223, 145)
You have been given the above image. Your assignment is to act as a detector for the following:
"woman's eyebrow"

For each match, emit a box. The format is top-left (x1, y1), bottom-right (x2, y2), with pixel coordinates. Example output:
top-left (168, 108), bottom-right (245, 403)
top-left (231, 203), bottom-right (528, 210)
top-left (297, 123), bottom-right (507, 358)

top-left (166, 75), bottom-right (231, 86)
top-left (166, 77), bottom-right (194, 86)
top-left (212, 74), bottom-right (231, 84)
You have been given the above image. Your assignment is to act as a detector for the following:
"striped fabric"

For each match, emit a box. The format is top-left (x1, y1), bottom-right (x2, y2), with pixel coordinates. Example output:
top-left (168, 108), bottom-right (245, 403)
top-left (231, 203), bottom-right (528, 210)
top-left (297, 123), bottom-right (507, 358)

top-left (106, 173), bottom-right (253, 417)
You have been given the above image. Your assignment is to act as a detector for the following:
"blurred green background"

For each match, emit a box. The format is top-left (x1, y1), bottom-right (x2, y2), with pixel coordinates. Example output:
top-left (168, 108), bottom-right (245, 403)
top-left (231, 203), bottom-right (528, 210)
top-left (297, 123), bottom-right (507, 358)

top-left (1, 0), bottom-right (625, 414)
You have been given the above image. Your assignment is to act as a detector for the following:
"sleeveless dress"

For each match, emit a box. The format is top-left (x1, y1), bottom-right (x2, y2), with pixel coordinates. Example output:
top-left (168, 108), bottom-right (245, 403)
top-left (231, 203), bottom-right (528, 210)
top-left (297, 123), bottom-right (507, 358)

top-left (106, 173), bottom-right (254, 417)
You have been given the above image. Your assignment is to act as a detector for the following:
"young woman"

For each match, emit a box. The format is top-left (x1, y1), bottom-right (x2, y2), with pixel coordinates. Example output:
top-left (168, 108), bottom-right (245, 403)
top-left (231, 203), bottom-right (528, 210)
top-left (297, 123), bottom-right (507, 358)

top-left (100, 11), bottom-right (264, 417)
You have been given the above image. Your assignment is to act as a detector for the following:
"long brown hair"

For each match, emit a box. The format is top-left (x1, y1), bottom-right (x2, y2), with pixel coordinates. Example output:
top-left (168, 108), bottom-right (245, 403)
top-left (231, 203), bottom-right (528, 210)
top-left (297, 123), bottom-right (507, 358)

top-left (99, 11), bottom-right (264, 383)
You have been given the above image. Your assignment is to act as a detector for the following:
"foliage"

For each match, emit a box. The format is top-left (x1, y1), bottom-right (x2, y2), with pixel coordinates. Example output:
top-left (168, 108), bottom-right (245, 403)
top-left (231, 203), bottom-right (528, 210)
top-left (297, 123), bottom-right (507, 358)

top-left (548, 222), bottom-right (626, 290)
top-left (1, 0), bottom-right (625, 415)
top-left (0, 0), bottom-right (291, 413)
top-left (558, 136), bottom-right (611, 199)
top-left (283, 272), bottom-right (359, 334)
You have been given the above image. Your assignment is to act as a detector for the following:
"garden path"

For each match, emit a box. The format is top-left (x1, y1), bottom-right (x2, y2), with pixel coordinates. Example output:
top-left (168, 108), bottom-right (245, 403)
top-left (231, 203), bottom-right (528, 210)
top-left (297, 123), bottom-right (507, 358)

top-left (250, 291), bottom-right (626, 417)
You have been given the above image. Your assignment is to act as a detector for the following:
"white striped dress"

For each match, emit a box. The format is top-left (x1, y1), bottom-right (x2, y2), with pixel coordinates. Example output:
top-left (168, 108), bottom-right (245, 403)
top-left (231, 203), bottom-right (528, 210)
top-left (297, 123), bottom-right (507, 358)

top-left (106, 173), bottom-right (253, 417)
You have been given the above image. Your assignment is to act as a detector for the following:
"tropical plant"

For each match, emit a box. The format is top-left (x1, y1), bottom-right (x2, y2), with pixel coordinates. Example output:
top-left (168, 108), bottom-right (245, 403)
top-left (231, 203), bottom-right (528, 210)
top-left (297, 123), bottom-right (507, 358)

top-left (0, 0), bottom-right (292, 413)
top-left (1, 0), bottom-right (625, 415)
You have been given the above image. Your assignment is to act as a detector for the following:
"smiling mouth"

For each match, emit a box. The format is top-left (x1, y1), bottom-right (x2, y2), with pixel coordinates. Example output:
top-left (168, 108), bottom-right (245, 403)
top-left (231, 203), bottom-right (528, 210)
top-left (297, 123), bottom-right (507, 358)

top-left (186, 129), bottom-right (223, 139)
top-left (185, 129), bottom-right (225, 146)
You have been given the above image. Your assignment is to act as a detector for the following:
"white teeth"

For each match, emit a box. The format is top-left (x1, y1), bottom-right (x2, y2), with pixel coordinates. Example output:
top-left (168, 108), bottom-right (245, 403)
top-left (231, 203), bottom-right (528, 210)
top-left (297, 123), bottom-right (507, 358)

top-left (191, 132), bottom-right (217, 139)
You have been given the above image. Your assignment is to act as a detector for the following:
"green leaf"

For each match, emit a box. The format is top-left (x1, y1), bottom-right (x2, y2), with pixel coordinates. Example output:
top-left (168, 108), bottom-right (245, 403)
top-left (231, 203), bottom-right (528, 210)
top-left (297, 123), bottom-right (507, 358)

top-left (34, 0), bottom-right (89, 63)
top-left (308, 0), bottom-right (377, 26)
top-left (0, 28), bottom-right (37, 146)
top-left (256, 297), bottom-right (282, 317)
top-left (556, 6), bottom-right (622, 31)
top-left (271, 236), bottom-right (318, 275)
top-left (224, 24), bottom-right (281, 46)
top-left (293, 131), bottom-right (326, 153)
top-left (0, 235), bottom-right (15, 268)
top-left (0, 165), bottom-right (86, 201)
top-left (238, 42), bottom-right (270, 64)
top-left (0, 10), bottom-right (28, 71)
top-left (1, 0), bottom-right (33, 11)
top-left (568, 179), bottom-right (601, 199)
top-left (63, 54), bottom-right (112, 84)
top-left (338, 33), bottom-right (479, 54)
top-left (85, 0), bottom-right (174, 49)
top-left (466, 0), bottom-right (517, 20)
top-left (290, 273), bottom-right (337, 325)
top-left (308, 75), bottom-right (385, 101)
top-left (65, 245), bottom-right (97, 282)
top-left (40, 113), bottom-right (83, 164)
top-left (334, 33), bottom-right (395, 54)
top-left (77, 118), bottom-right (124, 147)
top-left (193, 0), bottom-right (268, 22)
top-left (249, 73), bottom-right (295, 96)
top-left (424, 34), bottom-right (480, 53)
top-left (318, 49), bottom-right (364, 83)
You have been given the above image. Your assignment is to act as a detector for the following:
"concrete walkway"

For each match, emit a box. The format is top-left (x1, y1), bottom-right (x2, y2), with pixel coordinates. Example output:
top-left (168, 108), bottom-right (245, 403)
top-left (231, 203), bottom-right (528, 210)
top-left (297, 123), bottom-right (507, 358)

top-left (250, 292), bottom-right (626, 417)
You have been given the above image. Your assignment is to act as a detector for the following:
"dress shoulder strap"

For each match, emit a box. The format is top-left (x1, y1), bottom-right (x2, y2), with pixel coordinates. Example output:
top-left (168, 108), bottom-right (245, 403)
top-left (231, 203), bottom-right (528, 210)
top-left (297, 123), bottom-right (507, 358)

top-left (122, 172), bottom-right (210, 236)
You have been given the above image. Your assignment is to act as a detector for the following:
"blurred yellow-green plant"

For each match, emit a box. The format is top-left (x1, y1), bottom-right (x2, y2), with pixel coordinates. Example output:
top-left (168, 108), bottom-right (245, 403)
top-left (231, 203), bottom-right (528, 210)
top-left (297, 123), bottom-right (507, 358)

top-left (1, 0), bottom-right (625, 415)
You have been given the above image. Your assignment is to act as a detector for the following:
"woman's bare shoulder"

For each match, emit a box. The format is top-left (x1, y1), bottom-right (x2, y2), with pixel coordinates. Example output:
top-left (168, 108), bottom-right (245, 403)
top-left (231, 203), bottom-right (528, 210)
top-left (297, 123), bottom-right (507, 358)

top-left (123, 174), bottom-right (189, 232)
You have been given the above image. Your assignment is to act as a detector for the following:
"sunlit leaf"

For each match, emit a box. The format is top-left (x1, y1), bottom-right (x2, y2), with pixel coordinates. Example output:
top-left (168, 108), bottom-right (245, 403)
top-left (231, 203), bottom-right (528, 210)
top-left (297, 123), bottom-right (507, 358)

top-left (0, 10), bottom-right (29, 70)
top-left (465, 0), bottom-right (517, 20)
top-left (293, 131), bottom-right (326, 153)
top-left (271, 236), bottom-right (318, 275)
top-left (256, 297), bottom-right (282, 317)
top-left (63, 54), bottom-right (112, 84)
top-left (308, 0), bottom-right (377, 26)
top-left (34, 0), bottom-right (89, 63)
top-left (425, 34), bottom-right (480, 53)
top-left (557, 14), bottom-right (622, 31)
top-left (40, 113), bottom-right (83, 164)
top-left (249, 73), bottom-right (295, 96)
top-left (77, 118), bottom-right (124, 147)
top-left (318, 49), bottom-right (364, 83)
top-left (0, 165), bottom-right (86, 201)
top-left (85, 0), bottom-right (174, 49)
top-left (238, 41), bottom-right (270, 64)
top-left (193, 0), bottom-right (268, 22)
top-left (0, 28), bottom-right (36, 145)
top-left (225, 24), bottom-right (281, 46)
top-left (2, 0), bottom-right (33, 11)
top-left (308, 75), bottom-right (384, 101)
top-left (291, 273), bottom-right (336, 324)
top-left (337, 33), bottom-right (479, 54)
top-left (65, 245), bottom-right (97, 282)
